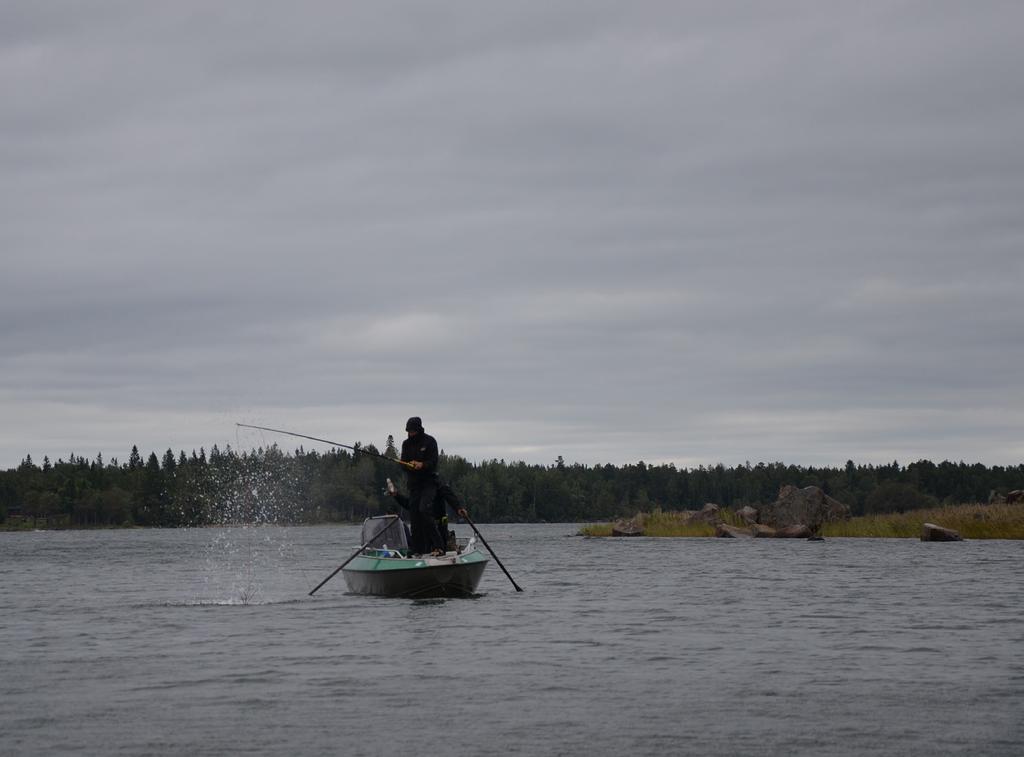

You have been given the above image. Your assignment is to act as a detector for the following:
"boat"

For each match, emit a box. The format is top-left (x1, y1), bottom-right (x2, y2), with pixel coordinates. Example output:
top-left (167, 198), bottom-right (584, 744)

top-left (342, 515), bottom-right (489, 598)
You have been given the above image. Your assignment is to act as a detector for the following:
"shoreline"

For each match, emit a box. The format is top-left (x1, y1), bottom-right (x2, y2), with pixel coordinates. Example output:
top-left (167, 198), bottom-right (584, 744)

top-left (579, 501), bottom-right (1024, 540)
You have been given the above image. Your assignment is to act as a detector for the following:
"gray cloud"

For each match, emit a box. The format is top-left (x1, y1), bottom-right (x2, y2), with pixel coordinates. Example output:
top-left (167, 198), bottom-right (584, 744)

top-left (2, 1), bottom-right (1023, 469)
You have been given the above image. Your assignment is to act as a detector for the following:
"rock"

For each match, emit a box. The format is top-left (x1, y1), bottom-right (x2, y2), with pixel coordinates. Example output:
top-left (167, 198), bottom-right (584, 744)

top-left (715, 523), bottom-right (753, 538)
top-left (760, 485), bottom-right (850, 531)
top-left (1007, 490), bottom-right (1024, 505)
top-left (773, 524), bottom-right (814, 538)
top-left (807, 535), bottom-right (825, 541)
top-left (750, 524), bottom-right (777, 538)
top-left (737, 505), bottom-right (759, 525)
top-left (611, 520), bottom-right (644, 537)
top-left (921, 523), bottom-right (963, 542)
top-left (690, 503), bottom-right (722, 524)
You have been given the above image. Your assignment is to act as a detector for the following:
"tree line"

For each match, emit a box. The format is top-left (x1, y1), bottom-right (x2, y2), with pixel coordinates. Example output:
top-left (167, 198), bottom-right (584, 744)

top-left (1, 440), bottom-right (1021, 527)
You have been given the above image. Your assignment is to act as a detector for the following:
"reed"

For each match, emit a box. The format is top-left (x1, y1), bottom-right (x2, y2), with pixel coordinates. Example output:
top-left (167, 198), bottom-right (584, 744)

top-left (640, 509), bottom-right (717, 537)
top-left (580, 508), bottom-right (720, 537)
top-left (821, 502), bottom-right (1024, 539)
top-left (581, 503), bottom-right (1024, 539)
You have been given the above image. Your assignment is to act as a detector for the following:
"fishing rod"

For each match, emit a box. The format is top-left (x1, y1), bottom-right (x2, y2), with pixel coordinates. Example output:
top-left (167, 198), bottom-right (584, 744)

top-left (236, 423), bottom-right (414, 469)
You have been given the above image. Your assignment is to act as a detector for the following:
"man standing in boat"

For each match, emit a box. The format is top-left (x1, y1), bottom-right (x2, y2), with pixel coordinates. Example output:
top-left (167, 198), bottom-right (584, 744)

top-left (432, 478), bottom-right (469, 552)
top-left (387, 476), bottom-right (469, 552)
top-left (400, 416), bottom-right (446, 556)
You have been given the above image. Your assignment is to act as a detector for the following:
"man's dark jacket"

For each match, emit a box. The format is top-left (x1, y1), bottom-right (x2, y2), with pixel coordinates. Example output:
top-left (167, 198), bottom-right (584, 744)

top-left (400, 431), bottom-right (438, 489)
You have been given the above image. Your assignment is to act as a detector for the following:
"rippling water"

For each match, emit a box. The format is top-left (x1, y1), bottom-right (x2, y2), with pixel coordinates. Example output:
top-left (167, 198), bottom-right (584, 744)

top-left (2, 525), bottom-right (1021, 756)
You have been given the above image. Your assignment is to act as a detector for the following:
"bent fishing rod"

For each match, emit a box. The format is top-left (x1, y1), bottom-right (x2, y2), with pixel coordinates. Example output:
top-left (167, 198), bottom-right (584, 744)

top-left (236, 423), bottom-right (414, 469)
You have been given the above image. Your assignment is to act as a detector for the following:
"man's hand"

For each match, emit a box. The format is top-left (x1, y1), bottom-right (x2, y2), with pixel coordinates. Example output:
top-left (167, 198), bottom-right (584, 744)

top-left (457, 508), bottom-right (468, 518)
top-left (410, 461), bottom-right (424, 471)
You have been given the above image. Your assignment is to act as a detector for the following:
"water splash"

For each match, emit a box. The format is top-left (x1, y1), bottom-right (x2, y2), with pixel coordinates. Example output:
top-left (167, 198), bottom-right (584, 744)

top-left (195, 449), bottom-right (305, 605)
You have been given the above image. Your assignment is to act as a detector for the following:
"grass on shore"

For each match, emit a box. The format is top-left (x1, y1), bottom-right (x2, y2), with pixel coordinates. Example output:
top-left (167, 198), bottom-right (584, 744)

top-left (580, 508), bottom-right (744, 538)
top-left (581, 503), bottom-right (1024, 539)
top-left (821, 502), bottom-right (1024, 539)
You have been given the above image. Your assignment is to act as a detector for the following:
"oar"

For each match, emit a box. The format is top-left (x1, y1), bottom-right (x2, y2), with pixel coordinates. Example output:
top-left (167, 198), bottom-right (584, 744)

top-left (237, 423), bottom-right (414, 469)
top-left (460, 512), bottom-right (523, 592)
top-left (308, 516), bottom-right (399, 596)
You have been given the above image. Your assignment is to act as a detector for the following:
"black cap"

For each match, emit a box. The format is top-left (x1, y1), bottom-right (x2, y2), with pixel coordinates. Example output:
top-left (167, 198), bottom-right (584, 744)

top-left (406, 416), bottom-right (423, 432)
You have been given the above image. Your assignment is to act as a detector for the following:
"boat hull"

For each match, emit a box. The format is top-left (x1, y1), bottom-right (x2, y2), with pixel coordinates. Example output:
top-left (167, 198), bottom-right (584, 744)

top-left (342, 548), bottom-right (488, 598)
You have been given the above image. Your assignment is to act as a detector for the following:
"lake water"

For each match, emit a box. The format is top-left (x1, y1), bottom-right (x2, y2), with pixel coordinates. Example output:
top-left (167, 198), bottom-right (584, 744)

top-left (1, 524), bottom-right (1021, 756)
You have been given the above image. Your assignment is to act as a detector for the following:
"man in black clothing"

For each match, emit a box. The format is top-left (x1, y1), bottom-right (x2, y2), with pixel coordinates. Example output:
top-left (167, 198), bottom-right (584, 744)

top-left (399, 416), bottom-right (445, 555)
top-left (432, 478), bottom-right (468, 552)
top-left (387, 475), bottom-right (468, 553)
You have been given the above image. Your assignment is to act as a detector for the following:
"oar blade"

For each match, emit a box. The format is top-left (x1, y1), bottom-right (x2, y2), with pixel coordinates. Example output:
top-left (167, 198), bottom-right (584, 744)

top-left (463, 514), bottom-right (523, 592)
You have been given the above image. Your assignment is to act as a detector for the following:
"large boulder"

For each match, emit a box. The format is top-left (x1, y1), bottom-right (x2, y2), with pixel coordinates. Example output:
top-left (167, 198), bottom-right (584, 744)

top-left (750, 524), bottom-right (777, 538)
top-left (921, 523), bottom-right (963, 542)
top-left (1007, 490), bottom-right (1024, 505)
top-left (773, 524), bottom-right (814, 539)
top-left (737, 505), bottom-right (759, 525)
top-left (716, 523), bottom-right (753, 538)
top-left (691, 503), bottom-right (722, 524)
top-left (612, 519), bottom-right (643, 537)
top-left (760, 485), bottom-right (850, 531)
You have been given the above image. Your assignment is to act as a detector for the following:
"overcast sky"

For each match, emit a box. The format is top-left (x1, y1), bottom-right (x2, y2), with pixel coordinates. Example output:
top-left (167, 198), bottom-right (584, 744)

top-left (2, 1), bottom-right (1022, 471)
